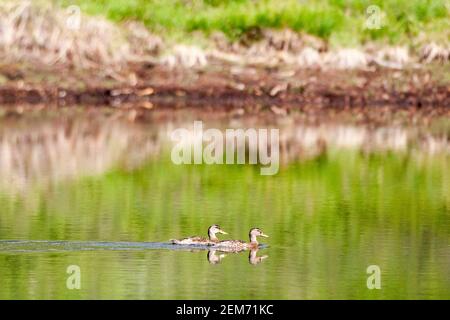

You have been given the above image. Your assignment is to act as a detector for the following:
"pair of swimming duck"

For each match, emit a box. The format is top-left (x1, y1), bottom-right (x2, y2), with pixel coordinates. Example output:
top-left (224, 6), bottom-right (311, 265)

top-left (170, 224), bottom-right (268, 251)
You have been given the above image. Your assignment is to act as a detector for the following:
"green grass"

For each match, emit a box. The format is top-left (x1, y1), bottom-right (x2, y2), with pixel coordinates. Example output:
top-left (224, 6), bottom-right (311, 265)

top-left (58, 0), bottom-right (449, 46)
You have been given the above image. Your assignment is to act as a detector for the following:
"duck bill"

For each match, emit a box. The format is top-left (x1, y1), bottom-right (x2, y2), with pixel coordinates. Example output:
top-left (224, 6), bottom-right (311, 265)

top-left (260, 233), bottom-right (269, 238)
top-left (219, 229), bottom-right (228, 235)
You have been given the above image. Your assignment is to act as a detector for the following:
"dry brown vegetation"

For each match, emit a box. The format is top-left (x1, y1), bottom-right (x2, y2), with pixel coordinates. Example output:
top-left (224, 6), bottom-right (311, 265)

top-left (0, 1), bottom-right (162, 69)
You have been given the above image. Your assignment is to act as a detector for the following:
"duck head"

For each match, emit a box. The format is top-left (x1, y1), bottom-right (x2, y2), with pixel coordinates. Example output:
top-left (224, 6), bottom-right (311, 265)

top-left (208, 224), bottom-right (228, 241)
top-left (249, 227), bottom-right (269, 244)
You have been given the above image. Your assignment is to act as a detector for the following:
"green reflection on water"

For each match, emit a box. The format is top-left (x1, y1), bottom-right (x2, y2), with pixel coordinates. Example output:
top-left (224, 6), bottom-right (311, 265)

top-left (0, 152), bottom-right (449, 299)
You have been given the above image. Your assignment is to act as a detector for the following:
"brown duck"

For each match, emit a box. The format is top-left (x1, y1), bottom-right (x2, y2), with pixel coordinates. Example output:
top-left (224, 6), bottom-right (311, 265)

top-left (170, 224), bottom-right (228, 245)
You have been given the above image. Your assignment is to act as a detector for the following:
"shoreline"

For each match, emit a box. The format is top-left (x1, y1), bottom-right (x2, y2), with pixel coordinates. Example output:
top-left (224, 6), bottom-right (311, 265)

top-left (1, 63), bottom-right (449, 110)
top-left (0, 2), bottom-right (448, 111)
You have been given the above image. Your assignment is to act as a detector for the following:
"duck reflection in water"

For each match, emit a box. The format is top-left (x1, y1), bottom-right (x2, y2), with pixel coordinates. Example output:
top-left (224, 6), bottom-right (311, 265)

top-left (248, 248), bottom-right (268, 265)
top-left (206, 248), bottom-right (268, 265)
top-left (207, 250), bottom-right (227, 264)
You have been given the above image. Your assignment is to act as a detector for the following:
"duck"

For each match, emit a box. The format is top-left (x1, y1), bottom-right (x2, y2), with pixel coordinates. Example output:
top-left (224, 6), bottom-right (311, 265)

top-left (170, 224), bottom-right (228, 245)
top-left (211, 227), bottom-right (269, 251)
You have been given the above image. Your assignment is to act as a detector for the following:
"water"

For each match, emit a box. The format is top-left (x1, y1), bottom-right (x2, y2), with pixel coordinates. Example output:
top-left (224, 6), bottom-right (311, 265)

top-left (0, 109), bottom-right (449, 299)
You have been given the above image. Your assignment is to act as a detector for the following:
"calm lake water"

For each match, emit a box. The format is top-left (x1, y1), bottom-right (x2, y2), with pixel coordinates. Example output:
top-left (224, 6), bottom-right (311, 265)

top-left (0, 109), bottom-right (449, 299)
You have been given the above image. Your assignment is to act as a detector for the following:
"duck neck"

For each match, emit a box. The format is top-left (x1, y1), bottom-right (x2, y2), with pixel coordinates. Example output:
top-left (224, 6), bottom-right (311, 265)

top-left (209, 231), bottom-right (218, 241)
top-left (249, 234), bottom-right (258, 245)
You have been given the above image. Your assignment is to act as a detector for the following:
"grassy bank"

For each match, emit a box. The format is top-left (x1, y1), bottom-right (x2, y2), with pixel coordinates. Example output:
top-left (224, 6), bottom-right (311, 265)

top-left (60, 0), bottom-right (450, 46)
